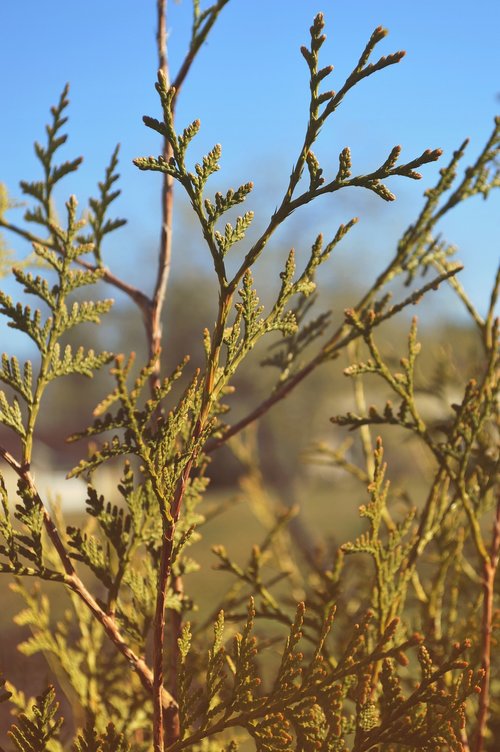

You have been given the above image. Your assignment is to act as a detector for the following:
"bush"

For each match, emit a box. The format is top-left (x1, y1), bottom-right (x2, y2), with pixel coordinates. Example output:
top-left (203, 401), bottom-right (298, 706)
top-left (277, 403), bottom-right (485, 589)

top-left (0, 3), bottom-right (498, 750)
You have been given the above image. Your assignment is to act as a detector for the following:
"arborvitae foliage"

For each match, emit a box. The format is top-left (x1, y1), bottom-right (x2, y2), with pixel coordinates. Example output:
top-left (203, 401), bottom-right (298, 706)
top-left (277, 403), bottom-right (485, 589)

top-left (0, 3), bottom-right (498, 751)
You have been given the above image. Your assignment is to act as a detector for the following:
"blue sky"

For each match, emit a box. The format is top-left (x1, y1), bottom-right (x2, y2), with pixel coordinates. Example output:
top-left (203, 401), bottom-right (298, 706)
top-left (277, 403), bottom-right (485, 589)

top-left (0, 0), bottom-right (498, 324)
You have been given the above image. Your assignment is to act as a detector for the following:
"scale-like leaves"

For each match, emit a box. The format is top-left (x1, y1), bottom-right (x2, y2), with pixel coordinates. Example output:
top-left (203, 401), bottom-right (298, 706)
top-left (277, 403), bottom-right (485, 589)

top-left (178, 118), bottom-right (201, 154)
top-left (48, 344), bottom-right (113, 380)
top-left (0, 472), bottom-right (19, 569)
top-left (1, 671), bottom-right (13, 704)
top-left (204, 182), bottom-right (254, 224)
top-left (68, 436), bottom-right (132, 478)
top-left (177, 622), bottom-right (204, 735)
top-left (12, 269), bottom-right (58, 309)
top-left (85, 485), bottom-right (131, 558)
top-left (237, 271), bottom-right (264, 344)
top-left (191, 144), bottom-right (222, 192)
top-left (274, 603), bottom-right (305, 694)
top-left (379, 659), bottom-right (405, 722)
top-left (66, 527), bottom-right (112, 588)
top-left (341, 440), bottom-right (416, 634)
top-left (133, 154), bottom-right (181, 179)
top-left (123, 562), bottom-right (156, 625)
top-left (0, 11), bottom-right (497, 751)
top-left (204, 611), bottom-right (227, 722)
top-left (214, 211), bottom-right (254, 256)
top-left (7, 686), bottom-right (63, 752)
top-left (80, 144), bottom-right (127, 265)
top-left (230, 599), bottom-right (261, 711)
top-left (13, 489), bottom-right (44, 568)
top-left (0, 292), bottom-right (50, 351)
top-left (0, 390), bottom-right (27, 437)
top-left (73, 722), bottom-right (130, 752)
top-left (305, 150), bottom-right (324, 191)
top-left (20, 84), bottom-right (83, 233)
top-left (335, 146), bottom-right (352, 182)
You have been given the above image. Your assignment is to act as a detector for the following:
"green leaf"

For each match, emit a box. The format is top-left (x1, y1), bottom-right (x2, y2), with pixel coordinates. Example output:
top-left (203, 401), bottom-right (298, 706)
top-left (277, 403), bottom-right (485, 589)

top-left (79, 144), bottom-right (127, 265)
top-left (204, 182), bottom-right (253, 224)
top-left (0, 291), bottom-right (50, 352)
top-left (0, 671), bottom-right (13, 704)
top-left (0, 354), bottom-right (33, 404)
top-left (190, 144), bottom-right (222, 192)
top-left (48, 344), bottom-right (113, 380)
top-left (73, 721), bottom-right (130, 752)
top-left (0, 390), bottom-right (27, 437)
top-left (8, 686), bottom-right (63, 752)
top-left (66, 527), bottom-right (112, 588)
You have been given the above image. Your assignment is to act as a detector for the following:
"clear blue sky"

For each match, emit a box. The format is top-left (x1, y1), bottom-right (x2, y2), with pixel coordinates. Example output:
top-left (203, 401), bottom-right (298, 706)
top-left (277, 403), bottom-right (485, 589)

top-left (0, 1), bottom-right (498, 323)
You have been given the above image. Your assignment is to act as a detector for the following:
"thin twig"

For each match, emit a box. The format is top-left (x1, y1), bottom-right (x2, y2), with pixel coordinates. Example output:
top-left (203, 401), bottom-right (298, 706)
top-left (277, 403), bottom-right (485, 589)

top-left (150, 0), bottom-right (174, 384)
top-left (209, 267), bottom-right (462, 452)
top-left (151, 3), bottom-right (234, 745)
top-left (152, 0), bottom-right (175, 747)
top-left (484, 263), bottom-right (500, 351)
top-left (0, 217), bottom-right (152, 316)
top-left (0, 444), bottom-right (178, 717)
top-left (475, 496), bottom-right (500, 752)
top-left (346, 339), bottom-right (375, 479)
top-left (153, 529), bottom-right (175, 752)
top-left (171, 0), bottom-right (231, 104)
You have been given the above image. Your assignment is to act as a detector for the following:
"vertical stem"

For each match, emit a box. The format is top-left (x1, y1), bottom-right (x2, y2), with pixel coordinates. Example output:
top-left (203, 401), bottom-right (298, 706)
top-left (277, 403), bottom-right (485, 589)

top-left (153, 455), bottom-right (196, 749)
top-left (346, 340), bottom-right (374, 480)
top-left (153, 289), bottom-right (233, 747)
top-left (153, 527), bottom-right (175, 751)
top-left (157, 0), bottom-right (168, 82)
top-left (474, 497), bottom-right (500, 752)
top-left (152, 2), bottom-right (176, 749)
top-left (150, 0), bottom-right (174, 383)
top-left (151, 2), bottom-right (232, 745)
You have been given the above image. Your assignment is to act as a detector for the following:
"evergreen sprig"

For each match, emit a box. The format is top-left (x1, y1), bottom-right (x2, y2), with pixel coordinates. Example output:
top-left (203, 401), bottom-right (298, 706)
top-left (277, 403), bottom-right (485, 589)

top-left (67, 352), bottom-right (209, 525)
top-left (341, 439), bottom-right (416, 638)
top-left (7, 686), bottom-right (63, 752)
top-left (79, 145), bottom-right (127, 266)
top-left (0, 195), bottom-right (113, 466)
top-left (20, 84), bottom-right (83, 232)
top-left (73, 721), bottom-right (131, 752)
top-left (0, 6), bottom-right (498, 751)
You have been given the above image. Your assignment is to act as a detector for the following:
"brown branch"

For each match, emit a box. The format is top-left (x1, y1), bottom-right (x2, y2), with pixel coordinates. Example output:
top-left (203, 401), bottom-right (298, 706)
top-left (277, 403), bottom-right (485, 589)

top-left (157, 0), bottom-right (169, 87)
top-left (0, 217), bottom-right (153, 317)
top-left (0, 217), bottom-right (49, 248)
top-left (153, 528), bottom-right (175, 752)
top-left (484, 264), bottom-right (500, 351)
top-left (81, 257), bottom-right (153, 314)
top-left (209, 265), bottom-right (462, 452)
top-left (153, 287), bottom-right (233, 747)
top-left (475, 496), bottom-right (500, 752)
top-left (151, 5), bottom-right (233, 740)
top-left (208, 353), bottom-right (324, 452)
top-left (0, 444), bottom-right (179, 719)
top-left (171, 0), bottom-right (231, 104)
top-left (153, 450), bottom-right (197, 749)
top-left (150, 0), bottom-right (174, 384)
top-left (150, 3), bottom-right (232, 380)
top-left (152, 0), bottom-right (174, 746)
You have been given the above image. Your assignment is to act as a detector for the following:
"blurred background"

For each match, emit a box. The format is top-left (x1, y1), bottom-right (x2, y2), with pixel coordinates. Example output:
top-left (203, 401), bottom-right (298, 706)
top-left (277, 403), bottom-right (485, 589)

top-left (0, 0), bottom-right (498, 741)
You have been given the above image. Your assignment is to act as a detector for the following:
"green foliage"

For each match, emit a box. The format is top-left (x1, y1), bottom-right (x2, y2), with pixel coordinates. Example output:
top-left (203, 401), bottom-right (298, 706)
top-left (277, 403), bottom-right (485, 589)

top-left (78, 145), bottom-right (127, 266)
top-left (1, 672), bottom-right (13, 705)
top-left (7, 686), bottom-right (63, 752)
top-left (0, 194), bottom-right (112, 456)
top-left (71, 720), bottom-right (131, 752)
top-left (0, 3), bottom-right (498, 752)
top-left (19, 84), bottom-right (82, 231)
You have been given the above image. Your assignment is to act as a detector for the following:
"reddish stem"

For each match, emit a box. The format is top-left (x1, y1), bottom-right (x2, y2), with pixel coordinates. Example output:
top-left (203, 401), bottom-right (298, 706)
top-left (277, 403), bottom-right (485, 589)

top-left (153, 528), bottom-right (176, 751)
top-left (475, 497), bottom-right (500, 752)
